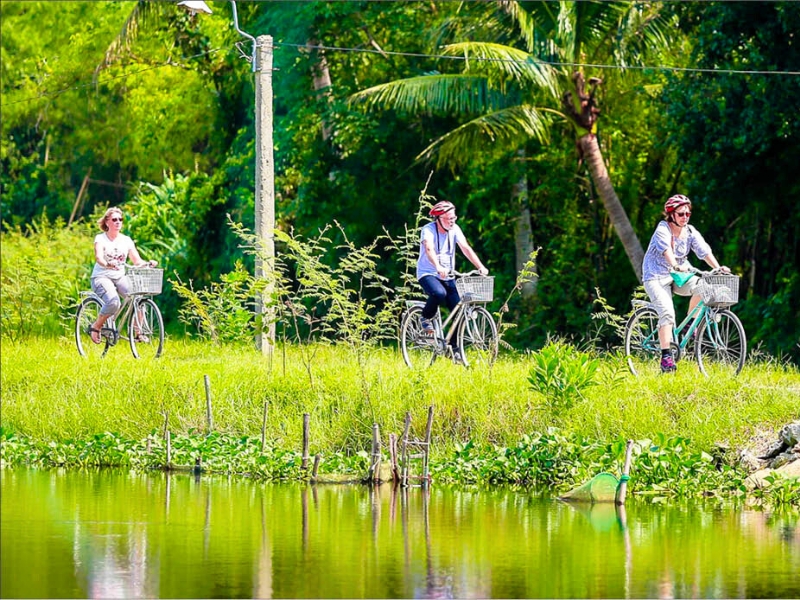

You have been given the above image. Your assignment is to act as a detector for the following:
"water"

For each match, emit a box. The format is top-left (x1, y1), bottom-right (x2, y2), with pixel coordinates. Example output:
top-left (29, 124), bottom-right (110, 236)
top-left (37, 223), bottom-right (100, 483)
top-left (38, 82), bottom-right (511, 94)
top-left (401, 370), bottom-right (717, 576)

top-left (1, 469), bottom-right (798, 598)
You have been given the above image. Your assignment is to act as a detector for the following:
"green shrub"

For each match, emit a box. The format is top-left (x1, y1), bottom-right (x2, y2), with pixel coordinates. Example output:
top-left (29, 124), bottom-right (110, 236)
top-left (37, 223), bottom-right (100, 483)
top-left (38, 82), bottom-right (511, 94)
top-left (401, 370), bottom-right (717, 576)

top-left (0, 217), bottom-right (94, 339)
top-left (527, 340), bottom-right (600, 414)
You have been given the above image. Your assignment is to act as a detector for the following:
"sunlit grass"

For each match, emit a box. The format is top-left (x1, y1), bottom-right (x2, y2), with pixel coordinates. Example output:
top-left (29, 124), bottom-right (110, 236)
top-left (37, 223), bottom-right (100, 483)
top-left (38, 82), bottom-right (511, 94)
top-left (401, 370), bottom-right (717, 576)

top-left (2, 336), bottom-right (798, 458)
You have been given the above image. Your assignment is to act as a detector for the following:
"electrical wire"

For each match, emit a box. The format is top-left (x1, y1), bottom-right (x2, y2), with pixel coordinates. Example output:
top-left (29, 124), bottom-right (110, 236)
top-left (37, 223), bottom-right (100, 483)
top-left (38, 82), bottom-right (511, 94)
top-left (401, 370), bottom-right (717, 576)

top-left (5, 36), bottom-right (799, 109)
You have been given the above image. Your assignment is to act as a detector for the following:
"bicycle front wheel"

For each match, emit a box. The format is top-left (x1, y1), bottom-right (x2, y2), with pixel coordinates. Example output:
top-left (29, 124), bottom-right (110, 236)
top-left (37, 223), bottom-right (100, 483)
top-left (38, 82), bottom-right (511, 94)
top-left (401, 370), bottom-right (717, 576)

top-left (76, 296), bottom-right (110, 358)
top-left (129, 297), bottom-right (164, 359)
top-left (457, 306), bottom-right (498, 367)
top-left (695, 309), bottom-right (746, 376)
top-left (400, 306), bottom-right (438, 368)
top-left (624, 307), bottom-right (661, 376)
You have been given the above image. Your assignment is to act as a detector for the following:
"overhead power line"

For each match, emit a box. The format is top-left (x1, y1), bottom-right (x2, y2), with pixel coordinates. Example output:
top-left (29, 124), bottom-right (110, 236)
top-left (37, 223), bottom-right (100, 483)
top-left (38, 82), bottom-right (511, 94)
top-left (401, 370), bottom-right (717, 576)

top-left (287, 41), bottom-right (800, 77)
top-left (5, 38), bottom-right (799, 109)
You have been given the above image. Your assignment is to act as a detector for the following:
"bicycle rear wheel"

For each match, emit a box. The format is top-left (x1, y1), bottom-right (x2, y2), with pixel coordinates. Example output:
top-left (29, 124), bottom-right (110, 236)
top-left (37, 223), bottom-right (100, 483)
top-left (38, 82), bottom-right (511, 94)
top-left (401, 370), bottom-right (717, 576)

top-left (457, 306), bottom-right (498, 367)
top-left (75, 296), bottom-right (110, 358)
top-left (400, 305), bottom-right (438, 368)
top-left (129, 297), bottom-right (165, 359)
top-left (624, 307), bottom-right (661, 376)
top-left (695, 309), bottom-right (746, 376)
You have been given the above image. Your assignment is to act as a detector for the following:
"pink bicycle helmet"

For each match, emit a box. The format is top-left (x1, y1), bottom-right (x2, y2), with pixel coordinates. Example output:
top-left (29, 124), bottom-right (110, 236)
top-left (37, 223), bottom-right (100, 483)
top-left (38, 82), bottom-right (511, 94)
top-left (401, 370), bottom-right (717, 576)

top-left (664, 194), bottom-right (692, 214)
top-left (429, 201), bottom-right (455, 217)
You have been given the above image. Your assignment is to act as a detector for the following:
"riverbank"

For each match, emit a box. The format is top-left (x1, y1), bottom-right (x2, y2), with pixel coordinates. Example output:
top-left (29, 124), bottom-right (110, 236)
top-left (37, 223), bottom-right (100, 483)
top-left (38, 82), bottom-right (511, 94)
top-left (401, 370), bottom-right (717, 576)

top-left (2, 337), bottom-right (798, 505)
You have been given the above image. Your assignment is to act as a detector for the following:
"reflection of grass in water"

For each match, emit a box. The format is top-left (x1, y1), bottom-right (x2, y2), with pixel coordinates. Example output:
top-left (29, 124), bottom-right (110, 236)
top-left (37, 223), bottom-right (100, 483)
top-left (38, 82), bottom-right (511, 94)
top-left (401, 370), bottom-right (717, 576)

top-left (1, 337), bottom-right (798, 458)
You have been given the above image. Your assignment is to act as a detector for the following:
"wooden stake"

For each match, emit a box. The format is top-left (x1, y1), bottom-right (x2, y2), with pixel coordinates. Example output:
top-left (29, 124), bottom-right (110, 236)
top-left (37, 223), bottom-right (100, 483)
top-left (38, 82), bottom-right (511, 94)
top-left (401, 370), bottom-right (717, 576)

top-left (301, 413), bottom-right (310, 470)
top-left (312, 454), bottom-right (321, 479)
top-left (371, 423), bottom-right (381, 483)
top-left (261, 401), bottom-right (268, 453)
top-left (204, 375), bottom-right (214, 433)
top-left (166, 430), bottom-right (172, 469)
top-left (163, 411), bottom-right (169, 440)
top-left (615, 440), bottom-right (634, 506)
top-left (389, 433), bottom-right (398, 482)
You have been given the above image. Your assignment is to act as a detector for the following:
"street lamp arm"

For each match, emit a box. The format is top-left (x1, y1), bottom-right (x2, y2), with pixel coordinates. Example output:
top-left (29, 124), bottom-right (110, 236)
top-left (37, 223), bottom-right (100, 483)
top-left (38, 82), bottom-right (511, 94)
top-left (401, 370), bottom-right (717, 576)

top-left (229, 1), bottom-right (258, 72)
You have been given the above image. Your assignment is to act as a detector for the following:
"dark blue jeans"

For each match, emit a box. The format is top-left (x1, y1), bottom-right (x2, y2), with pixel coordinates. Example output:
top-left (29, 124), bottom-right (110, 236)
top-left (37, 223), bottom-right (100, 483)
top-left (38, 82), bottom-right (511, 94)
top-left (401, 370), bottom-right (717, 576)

top-left (419, 276), bottom-right (460, 320)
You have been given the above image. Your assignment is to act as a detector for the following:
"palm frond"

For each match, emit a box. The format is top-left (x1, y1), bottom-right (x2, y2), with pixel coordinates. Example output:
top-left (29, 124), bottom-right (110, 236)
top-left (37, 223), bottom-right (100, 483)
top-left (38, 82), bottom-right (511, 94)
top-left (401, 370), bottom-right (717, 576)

top-left (494, 1), bottom-right (538, 53)
top-left (442, 42), bottom-right (560, 99)
top-left (349, 74), bottom-right (507, 116)
top-left (416, 104), bottom-right (563, 169)
top-left (94, 1), bottom-right (167, 79)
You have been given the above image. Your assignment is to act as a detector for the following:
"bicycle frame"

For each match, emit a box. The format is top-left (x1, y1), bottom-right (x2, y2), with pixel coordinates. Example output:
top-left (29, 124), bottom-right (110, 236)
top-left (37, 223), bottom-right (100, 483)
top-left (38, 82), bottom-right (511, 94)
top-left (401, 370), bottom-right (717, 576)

top-left (82, 291), bottom-right (142, 343)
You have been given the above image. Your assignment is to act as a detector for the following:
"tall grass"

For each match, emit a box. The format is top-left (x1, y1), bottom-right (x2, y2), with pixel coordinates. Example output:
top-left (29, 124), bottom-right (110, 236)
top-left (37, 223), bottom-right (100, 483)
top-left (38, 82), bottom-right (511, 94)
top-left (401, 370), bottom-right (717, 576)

top-left (2, 337), bottom-right (798, 459)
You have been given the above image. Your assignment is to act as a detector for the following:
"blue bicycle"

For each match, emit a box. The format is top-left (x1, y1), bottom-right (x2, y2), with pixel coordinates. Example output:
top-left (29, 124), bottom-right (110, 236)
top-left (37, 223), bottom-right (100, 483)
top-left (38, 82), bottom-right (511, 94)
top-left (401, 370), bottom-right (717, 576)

top-left (624, 268), bottom-right (747, 376)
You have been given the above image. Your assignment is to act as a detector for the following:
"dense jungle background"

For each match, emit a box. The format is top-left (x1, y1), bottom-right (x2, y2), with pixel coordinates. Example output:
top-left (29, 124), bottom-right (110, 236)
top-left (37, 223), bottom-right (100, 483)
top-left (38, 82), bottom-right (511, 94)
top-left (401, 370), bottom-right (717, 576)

top-left (2, 1), bottom-right (799, 362)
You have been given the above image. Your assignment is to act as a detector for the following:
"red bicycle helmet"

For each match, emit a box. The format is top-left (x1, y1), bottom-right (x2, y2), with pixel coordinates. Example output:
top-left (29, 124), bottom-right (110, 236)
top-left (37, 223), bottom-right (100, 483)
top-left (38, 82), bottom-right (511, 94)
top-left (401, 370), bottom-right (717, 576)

top-left (429, 201), bottom-right (455, 217)
top-left (664, 194), bottom-right (691, 214)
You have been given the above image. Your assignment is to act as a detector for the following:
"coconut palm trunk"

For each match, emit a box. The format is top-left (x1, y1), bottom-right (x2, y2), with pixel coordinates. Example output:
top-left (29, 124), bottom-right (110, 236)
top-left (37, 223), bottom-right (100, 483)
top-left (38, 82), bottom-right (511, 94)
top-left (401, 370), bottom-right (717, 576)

top-left (579, 133), bottom-right (644, 282)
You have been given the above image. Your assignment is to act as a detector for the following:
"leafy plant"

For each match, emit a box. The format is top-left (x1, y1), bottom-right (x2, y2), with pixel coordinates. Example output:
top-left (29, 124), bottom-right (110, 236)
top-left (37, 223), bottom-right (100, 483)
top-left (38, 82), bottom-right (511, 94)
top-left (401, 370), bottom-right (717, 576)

top-left (527, 340), bottom-right (600, 415)
top-left (0, 216), bottom-right (94, 340)
top-left (171, 260), bottom-right (268, 344)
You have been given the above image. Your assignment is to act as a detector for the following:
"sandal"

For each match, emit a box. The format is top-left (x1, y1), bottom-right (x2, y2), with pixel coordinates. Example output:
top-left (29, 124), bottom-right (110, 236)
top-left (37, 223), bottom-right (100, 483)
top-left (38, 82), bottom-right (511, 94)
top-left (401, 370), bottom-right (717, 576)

top-left (87, 327), bottom-right (101, 344)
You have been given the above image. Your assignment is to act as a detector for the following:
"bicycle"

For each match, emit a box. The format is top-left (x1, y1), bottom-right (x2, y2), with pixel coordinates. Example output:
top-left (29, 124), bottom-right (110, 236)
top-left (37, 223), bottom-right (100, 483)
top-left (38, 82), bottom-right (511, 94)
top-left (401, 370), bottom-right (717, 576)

top-left (624, 268), bottom-right (746, 376)
top-left (75, 266), bottom-right (165, 359)
top-left (400, 270), bottom-right (498, 368)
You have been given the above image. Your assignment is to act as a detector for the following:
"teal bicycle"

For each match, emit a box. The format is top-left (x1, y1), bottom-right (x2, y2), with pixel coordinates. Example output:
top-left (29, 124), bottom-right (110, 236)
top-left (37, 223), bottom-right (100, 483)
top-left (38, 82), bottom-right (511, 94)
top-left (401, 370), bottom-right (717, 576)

top-left (624, 268), bottom-right (746, 376)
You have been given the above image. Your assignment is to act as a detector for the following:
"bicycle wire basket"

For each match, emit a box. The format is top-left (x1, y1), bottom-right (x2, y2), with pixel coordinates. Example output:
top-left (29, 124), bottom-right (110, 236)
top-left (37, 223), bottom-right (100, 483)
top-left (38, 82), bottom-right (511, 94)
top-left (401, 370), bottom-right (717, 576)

top-left (127, 267), bottom-right (164, 295)
top-left (455, 275), bottom-right (494, 302)
top-left (697, 273), bottom-right (739, 307)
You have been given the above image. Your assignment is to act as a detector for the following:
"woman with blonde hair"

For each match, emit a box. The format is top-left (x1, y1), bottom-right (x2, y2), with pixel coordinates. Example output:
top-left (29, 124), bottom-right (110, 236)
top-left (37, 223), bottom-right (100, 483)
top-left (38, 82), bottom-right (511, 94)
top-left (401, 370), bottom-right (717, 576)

top-left (87, 207), bottom-right (156, 343)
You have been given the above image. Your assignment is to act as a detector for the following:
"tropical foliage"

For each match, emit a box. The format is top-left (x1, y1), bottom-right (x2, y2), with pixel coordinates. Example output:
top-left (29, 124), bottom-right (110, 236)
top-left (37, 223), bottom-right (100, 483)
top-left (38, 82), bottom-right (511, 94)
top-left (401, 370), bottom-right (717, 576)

top-left (2, 1), bottom-right (799, 361)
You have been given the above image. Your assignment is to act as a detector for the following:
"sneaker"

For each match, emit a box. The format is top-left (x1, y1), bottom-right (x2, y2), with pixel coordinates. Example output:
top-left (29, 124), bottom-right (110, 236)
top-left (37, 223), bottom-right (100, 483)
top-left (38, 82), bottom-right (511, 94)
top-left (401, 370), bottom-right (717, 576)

top-left (452, 349), bottom-right (464, 365)
top-left (420, 318), bottom-right (435, 336)
top-left (660, 354), bottom-right (677, 373)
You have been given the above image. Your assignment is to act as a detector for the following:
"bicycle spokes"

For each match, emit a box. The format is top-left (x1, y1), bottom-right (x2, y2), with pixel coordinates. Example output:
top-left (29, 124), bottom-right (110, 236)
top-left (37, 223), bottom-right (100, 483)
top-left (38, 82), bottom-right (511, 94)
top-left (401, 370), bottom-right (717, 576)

top-left (696, 309), bottom-right (746, 376)
top-left (129, 298), bottom-right (165, 359)
top-left (75, 297), bottom-right (110, 358)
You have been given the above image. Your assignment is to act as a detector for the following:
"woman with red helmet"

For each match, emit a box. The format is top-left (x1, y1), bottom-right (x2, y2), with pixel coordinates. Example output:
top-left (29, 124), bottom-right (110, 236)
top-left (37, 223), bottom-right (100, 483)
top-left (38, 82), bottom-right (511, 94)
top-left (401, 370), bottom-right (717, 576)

top-left (416, 200), bottom-right (489, 353)
top-left (642, 194), bottom-right (730, 373)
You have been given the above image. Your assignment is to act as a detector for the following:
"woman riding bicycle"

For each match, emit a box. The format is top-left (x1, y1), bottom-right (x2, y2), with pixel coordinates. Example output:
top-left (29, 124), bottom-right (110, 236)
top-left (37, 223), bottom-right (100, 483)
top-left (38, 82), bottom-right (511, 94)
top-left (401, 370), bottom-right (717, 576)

top-left (642, 195), bottom-right (729, 373)
top-left (416, 201), bottom-right (489, 338)
top-left (88, 207), bottom-right (157, 344)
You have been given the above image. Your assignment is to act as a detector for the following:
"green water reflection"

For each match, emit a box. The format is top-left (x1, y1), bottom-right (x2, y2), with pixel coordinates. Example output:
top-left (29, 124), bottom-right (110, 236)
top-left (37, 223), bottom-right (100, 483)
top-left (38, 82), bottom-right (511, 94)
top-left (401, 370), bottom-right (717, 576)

top-left (1, 469), bottom-right (798, 598)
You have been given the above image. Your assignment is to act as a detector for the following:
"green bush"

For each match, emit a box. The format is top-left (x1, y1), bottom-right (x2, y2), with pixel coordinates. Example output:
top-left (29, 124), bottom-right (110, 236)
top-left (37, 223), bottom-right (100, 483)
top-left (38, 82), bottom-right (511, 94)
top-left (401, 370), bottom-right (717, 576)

top-left (527, 340), bottom-right (600, 414)
top-left (0, 217), bottom-right (94, 339)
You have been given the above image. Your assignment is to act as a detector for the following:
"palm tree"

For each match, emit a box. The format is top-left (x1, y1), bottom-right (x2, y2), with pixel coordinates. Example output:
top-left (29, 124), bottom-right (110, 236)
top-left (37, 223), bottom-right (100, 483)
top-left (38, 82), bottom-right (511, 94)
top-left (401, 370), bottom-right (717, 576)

top-left (351, 1), bottom-right (675, 283)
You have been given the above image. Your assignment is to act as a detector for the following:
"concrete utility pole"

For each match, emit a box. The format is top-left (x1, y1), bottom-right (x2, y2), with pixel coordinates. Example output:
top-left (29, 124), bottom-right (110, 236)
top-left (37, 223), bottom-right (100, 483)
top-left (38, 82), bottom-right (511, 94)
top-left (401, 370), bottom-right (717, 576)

top-left (254, 34), bottom-right (276, 355)
top-left (178, 1), bottom-right (276, 355)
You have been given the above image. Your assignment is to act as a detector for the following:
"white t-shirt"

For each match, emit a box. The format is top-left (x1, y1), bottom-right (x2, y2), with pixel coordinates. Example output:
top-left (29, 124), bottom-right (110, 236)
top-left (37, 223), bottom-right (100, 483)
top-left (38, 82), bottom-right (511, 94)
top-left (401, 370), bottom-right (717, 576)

top-left (416, 222), bottom-right (465, 280)
top-left (91, 232), bottom-right (136, 280)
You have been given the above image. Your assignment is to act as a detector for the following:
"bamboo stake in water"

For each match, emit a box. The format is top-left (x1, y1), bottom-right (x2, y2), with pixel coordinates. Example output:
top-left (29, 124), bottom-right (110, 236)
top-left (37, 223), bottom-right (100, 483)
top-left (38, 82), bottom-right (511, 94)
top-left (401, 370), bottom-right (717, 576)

top-left (261, 401), bottom-right (268, 453)
top-left (166, 430), bottom-right (172, 469)
top-left (301, 413), bottom-right (310, 470)
top-left (389, 433), bottom-right (398, 483)
top-left (371, 423), bottom-right (381, 483)
top-left (204, 375), bottom-right (213, 433)
top-left (615, 440), bottom-right (634, 505)
top-left (312, 454), bottom-right (321, 479)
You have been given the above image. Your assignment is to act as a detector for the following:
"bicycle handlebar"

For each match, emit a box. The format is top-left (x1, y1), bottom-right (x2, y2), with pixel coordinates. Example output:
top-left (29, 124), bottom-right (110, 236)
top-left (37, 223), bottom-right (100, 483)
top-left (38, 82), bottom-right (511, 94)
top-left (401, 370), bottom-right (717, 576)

top-left (671, 265), bottom-right (731, 277)
top-left (450, 269), bottom-right (486, 278)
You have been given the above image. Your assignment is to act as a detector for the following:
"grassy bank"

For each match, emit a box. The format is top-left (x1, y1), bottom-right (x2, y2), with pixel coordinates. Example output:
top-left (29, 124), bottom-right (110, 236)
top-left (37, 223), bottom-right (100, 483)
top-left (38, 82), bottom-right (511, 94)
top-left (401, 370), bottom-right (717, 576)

top-left (3, 337), bottom-right (798, 454)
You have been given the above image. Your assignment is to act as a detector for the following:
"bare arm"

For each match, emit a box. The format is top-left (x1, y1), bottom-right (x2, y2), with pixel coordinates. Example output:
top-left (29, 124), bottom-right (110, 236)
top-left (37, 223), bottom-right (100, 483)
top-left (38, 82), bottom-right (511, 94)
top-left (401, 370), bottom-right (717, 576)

top-left (458, 240), bottom-right (489, 275)
top-left (128, 245), bottom-right (156, 268)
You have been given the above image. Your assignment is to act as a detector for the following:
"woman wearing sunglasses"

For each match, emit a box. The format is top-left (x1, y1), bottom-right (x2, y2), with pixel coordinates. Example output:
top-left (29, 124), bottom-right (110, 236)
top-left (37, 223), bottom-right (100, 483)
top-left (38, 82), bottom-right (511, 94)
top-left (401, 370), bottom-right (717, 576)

top-left (642, 195), bottom-right (730, 373)
top-left (87, 207), bottom-right (157, 344)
